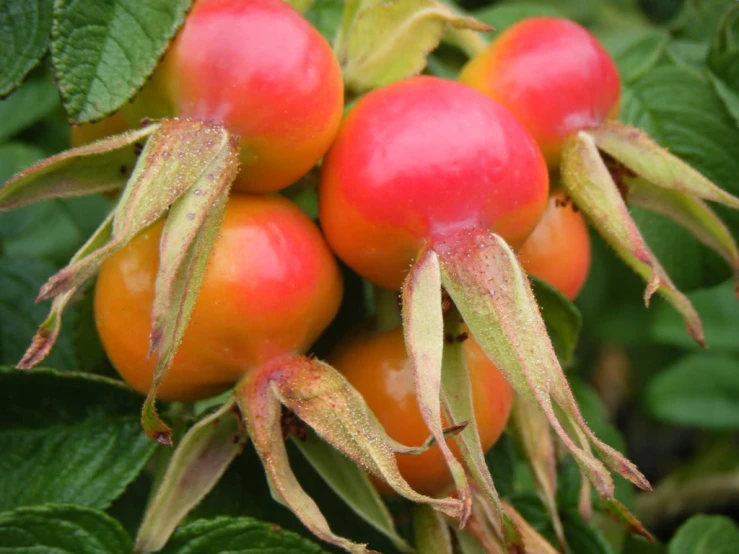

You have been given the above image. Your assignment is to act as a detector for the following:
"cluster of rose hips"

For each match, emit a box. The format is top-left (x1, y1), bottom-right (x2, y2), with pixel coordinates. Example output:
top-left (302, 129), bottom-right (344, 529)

top-left (5, 0), bottom-right (738, 552)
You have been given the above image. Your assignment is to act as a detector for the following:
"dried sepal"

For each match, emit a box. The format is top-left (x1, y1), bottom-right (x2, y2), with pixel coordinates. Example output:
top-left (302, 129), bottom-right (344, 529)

top-left (294, 430), bottom-right (413, 553)
top-left (439, 311), bottom-right (521, 551)
top-left (627, 175), bottom-right (739, 294)
top-left (561, 131), bottom-right (705, 346)
top-left (134, 399), bottom-right (245, 554)
top-left (435, 228), bottom-right (652, 540)
top-left (590, 121), bottom-right (739, 210)
top-left (263, 355), bottom-right (465, 520)
top-left (509, 396), bottom-right (565, 550)
top-left (236, 364), bottom-right (375, 554)
top-left (0, 125), bottom-right (155, 210)
top-left (17, 212), bottom-right (114, 368)
top-left (402, 248), bottom-right (472, 522)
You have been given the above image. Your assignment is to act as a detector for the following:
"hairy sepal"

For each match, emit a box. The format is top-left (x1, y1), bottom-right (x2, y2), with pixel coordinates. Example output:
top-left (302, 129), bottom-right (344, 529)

top-left (402, 248), bottom-right (472, 522)
top-left (17, 212), bottom-right (113, 369)
top-left (262, 355), bottom-right (465, 520)
top-left (626, 175), bottom-right (739, 294)
top-left (294, 431), bottom-right (413, 553)
top-left (591, 121), bottom-right (739, 210)
top-left (0, 126), bottom-right (154, 210)
top-left (509, 396), bottom-right (565, 550)
top-left (435, 228), bottom-right (652, 539)
top-left (141, 127), bottom-right (239, 443)
top-left (37, 120), bottom-right (235, 304)
top-left (134, 399), bottom-right (245, 554)
top-left (338, 0), bottom-right (490, 92)
top-left (414, 505), bottom-right (454, 554)
top-left (439, 313), bottom-right (521, 551)
top-left (454, 498), bottom-right (560, 554)
top-left (237, 362), bottom-right (374, 554)
top-left (562, 131), bottom-right (705, 346)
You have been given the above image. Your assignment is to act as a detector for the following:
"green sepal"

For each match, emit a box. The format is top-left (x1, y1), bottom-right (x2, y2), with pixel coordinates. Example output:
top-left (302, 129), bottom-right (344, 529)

top-left (509, 396), bottom-right (566, 550)
top-left (414, 504), bottom-right (454, 554)
top-left (17, 212), bottom-right (113, 368)
top-left (402, 248), bottom-right (472, 522)
top-left (235, 362), bottom-right (374, 554)
top-left (438, 311), bottom-right (518, 547)
top-left (591, 121), bottom-right (739, 210)
top-left (0, 125), bottom-right (154, 210)
top-left (141, 125), bottom-right (239, 444)
top-left (295, 431), bottom-right (413, 553)
top-left (626, 175), bottom-right (739, 295)
top-left (263, 355), bottom-right (465, 519)
top-left (135, 399), bottom-right (245, 554)
top-left (434, 228), bottom-right (652, 540)
top-left (561, 130), bottom-right (705, 346)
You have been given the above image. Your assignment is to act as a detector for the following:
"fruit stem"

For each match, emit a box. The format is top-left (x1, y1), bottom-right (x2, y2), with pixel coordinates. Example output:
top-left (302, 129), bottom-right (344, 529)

top-left (374, 285), bottom-right (402, 332)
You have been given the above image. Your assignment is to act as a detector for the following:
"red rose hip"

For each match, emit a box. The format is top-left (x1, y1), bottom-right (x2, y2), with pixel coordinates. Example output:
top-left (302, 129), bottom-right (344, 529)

top-left (460, 17), bottom-right (620, 167)
top-left (125, 0), bottom-right (344, 193)
top-left (319, 76), bottom-right (549, 290)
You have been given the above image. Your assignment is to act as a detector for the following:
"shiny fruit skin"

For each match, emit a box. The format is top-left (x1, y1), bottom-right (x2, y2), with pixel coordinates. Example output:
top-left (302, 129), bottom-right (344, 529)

top-left (329, 325), bottom-right (513, 497)
top-left (319, 76), bottom-right (549, 291)
top-left (125, 0), bottom-right (343, 193)
top-left (518, 192), bottom-right (591, 300)
top-left (95, 194), bottom-right (343, 401)
top-left (459, 17), bottom-right (620, 168)
top-left (70, 112), bottom-right (128, 147)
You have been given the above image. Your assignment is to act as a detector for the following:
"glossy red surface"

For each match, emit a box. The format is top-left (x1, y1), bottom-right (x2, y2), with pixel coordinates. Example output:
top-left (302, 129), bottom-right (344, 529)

top-left (329, 325), bottom-right (513, 497)
top-left (95, 194), bottom-right (343, 401)
top-left (125, 0), bottom-right (343, 193)
top-left (460, 17), bottom-right (621, 167)
top-left (518, 192), bottom-right (592, 300)
top-left (319, 76), bottom-right (549, 290)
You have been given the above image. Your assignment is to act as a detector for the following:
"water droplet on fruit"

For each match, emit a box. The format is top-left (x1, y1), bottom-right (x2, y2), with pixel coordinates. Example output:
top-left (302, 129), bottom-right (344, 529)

top-left (193, 189), bottom-right (202, 196)
top-left (186, 213), bottom-right (195, 220)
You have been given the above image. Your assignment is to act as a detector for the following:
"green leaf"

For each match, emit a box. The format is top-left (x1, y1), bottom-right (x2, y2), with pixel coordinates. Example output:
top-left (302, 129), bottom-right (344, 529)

top-left (51, 0), bottom-right (192, 123)
top-left (530, 277), bottom-right (582, 366)
top-left (620, 66), bottom-right (739, 290)
top-left (3, 196), bottom-right (113, 265)
top-left (651, 280), bottom-right (739, 351)
top-left (0, 78), bottom-right (59, 142)
top-left (668, 514), bottom-right (739, 554)
top-left (338, 0), bottom-right (489, 92)
top-left (0, 0), bottom-right (53, 97)
top-left (0, 504), bottom-right (132, 553)
top-left (671, 0), bottom-right (736, 41)
top-left (159, 517), bottom-right (326, 554)
top-left (562, 509), bottom-right (615, 554)
top-left (646, 352), bottom-right (739, 430)
top-left (305, 0), bottom-right (344, 43)
top-left (706, 71), bottom-right (739, 126)
top-left (471, 3), bottom-right (564, 31)
top-left (708, 3), bottom-right (739, 88)
top-left (286, 0), bottom-right (314, 13)
top-left (599, 29), bottom-right (669, 83)
top-left (0, 257), bottom-right (75, 370)
top-left (0, 366), bottom-right (156, 511)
